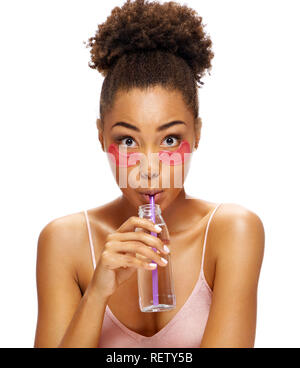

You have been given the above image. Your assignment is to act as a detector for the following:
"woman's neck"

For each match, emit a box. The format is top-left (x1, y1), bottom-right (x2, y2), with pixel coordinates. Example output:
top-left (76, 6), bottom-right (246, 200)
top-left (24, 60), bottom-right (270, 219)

top-left (114, 188), bottom-right (201, 234)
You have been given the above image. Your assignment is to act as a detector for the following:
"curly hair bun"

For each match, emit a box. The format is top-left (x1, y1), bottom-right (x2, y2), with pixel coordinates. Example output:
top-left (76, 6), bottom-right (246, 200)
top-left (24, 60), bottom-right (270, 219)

top-left (84, 0), bottom-right (214, 82)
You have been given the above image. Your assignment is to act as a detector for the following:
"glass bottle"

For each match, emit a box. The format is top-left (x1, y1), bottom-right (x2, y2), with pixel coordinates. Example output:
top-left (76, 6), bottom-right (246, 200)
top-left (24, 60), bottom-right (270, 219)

top-left (136, 204), bottom-right (176, 312)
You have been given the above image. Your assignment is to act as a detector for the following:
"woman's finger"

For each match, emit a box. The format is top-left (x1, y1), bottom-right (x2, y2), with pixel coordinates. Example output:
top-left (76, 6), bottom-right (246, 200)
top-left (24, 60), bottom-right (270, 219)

top-left (106, 240), bottom-right (168, 266)
top-left (116, 216), bottom-right (162, 235)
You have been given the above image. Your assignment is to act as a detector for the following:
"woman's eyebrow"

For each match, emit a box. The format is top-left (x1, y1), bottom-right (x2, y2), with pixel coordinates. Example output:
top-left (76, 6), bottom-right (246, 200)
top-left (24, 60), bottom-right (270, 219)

top-left (111, 120), bottom-right (186, 132)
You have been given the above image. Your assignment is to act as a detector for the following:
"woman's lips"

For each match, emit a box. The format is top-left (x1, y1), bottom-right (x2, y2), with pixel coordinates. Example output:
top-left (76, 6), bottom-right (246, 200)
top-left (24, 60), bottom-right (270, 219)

top-left (139, 191), bottom-right (164, 203)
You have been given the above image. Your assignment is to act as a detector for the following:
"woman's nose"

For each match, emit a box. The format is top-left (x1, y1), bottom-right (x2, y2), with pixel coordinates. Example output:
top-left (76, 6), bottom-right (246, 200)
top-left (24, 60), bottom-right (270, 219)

top-left (139, 150), bottom-right (160, 180)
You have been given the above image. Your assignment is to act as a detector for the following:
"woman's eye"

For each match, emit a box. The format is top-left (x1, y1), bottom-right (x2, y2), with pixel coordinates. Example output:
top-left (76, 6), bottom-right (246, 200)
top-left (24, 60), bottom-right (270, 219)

top-left (162, 135), bottom-right (182, 147)
top-left (117, 136), bottom-right (137, 148)
top-left (115, 134), bottom-right (182, 148)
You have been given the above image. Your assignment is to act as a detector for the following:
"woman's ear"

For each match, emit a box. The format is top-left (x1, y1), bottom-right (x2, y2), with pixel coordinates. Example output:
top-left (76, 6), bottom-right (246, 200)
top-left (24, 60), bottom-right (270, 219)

top-left (96, 118), bottom-right (105, 152)
top-left (194, 117), bottom-right (202, 151)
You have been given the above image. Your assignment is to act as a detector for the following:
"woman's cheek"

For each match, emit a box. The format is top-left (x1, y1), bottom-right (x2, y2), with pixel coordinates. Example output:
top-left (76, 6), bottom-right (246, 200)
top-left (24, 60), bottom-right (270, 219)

top-left (107, 143), bottom-right (142, 168)
top-left (158, 140), bottom-right (191, 166)
top-left (158, 140), bottom-right (193, 188)
top-left (106, 140), bottom-right (193, 188)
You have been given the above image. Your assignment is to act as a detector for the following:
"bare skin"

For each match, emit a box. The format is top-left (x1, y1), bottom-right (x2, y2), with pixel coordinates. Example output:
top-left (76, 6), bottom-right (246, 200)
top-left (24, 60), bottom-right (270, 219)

top-left (34, 86), bottom-right (265, 348)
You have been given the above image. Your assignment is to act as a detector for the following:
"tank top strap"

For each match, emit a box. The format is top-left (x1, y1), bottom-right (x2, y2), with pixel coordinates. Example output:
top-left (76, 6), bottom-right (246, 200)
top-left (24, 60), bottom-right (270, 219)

top-left (200, 203), bottom-right (223, 275)
top-left (83, 210), bottom-right (97, 270)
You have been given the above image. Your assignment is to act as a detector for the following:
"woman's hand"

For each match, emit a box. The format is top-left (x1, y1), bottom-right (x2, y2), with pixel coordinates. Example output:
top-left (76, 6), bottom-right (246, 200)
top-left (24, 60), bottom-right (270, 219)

top-left (90, 216), bottom-right (170, 298)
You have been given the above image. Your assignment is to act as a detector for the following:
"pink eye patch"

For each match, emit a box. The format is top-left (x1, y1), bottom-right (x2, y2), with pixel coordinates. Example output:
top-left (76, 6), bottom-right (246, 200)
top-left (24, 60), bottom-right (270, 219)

top-left (158, 140), bottom-right (191, 166)
top-left (107, 140), bottom-right (191, 167)
top-left (107, 143), bottom-right (143, 167)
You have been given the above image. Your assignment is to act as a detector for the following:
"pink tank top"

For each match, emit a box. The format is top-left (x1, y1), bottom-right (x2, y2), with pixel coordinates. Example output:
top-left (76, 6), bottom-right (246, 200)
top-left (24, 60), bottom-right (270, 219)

top-left (83, 203), bottom-right (222, 348)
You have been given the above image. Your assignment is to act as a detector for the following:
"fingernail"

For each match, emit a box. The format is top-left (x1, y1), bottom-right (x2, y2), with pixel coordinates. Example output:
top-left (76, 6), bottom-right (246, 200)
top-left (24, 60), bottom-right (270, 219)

top-left (161, 257), bottom-right (168, 264)
top-left (154, 225), bottom-right (162, 232)
top-left (149, 262), bottom-right (157, 268)
top-left (163, 245), bottom-right (170, 253)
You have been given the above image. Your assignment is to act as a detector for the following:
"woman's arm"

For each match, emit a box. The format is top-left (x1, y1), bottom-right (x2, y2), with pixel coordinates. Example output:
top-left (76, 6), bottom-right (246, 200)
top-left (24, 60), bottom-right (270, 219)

top-left (34, 219), bottom-right (110, 348)
top-left (200, 206), bottom-right (265, 348)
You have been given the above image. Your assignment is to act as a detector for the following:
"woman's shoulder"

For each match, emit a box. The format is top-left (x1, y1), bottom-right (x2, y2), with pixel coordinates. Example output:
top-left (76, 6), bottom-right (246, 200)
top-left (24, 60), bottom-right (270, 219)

top-left (39, 202), bottom-right (110, 238)
top-left (206, 201), bottom-right (265, 263)
top-left (37, 210), bottom-right (91, 265)
top-left (211, 202), bottom-right (264, 232)
top-left (189, 198), bottom-right (263, 224)
top-left (39, 210), bottom-right (86, 239)
top-left (37, 204), bottom-right (112, 256)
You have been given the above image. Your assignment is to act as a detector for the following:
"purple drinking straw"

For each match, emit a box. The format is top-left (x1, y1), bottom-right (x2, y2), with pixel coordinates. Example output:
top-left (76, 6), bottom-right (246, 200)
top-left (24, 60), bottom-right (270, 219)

top-left (149, 194), bottom-right (159, 306)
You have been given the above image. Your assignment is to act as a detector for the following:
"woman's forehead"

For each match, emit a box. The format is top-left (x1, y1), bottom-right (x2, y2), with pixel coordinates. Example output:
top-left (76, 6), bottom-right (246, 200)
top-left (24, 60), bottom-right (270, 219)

top-left (115, 86), bottom-right (184, 105)
top-left (105, 87), bottom-right (194, 130)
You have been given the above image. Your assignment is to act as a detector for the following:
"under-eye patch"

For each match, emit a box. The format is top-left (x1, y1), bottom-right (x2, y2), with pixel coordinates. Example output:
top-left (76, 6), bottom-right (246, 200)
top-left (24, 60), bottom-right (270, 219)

top-left (158, 140), bottom-right (191, 166)
top-left (107, 143), bottom-right (143, 167)
top-left (107, 139), bottom-right (191, 167)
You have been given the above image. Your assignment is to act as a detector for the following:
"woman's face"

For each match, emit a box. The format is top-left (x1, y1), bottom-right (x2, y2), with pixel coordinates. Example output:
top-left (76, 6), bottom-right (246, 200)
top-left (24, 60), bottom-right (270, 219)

top-left (98, 85), bottom-right (201, 211)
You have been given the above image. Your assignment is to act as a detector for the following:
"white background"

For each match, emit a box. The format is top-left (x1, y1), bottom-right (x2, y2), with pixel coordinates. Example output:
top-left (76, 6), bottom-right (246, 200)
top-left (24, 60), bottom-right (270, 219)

top-left (0, 0), bottom-right (299, 348)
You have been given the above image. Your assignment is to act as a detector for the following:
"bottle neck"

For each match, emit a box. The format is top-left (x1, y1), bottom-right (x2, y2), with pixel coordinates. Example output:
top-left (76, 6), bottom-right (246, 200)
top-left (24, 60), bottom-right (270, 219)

top-left (138, 204), bottom-right (161, 217)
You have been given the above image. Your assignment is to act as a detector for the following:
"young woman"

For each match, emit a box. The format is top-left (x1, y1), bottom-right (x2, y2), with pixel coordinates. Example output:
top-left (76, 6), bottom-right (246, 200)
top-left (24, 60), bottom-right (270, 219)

top-left (34, 0), bottom-right (265, 348)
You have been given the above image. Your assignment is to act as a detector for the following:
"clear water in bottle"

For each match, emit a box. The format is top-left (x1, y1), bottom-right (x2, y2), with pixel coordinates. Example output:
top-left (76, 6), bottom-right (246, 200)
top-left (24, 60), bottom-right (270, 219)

top-left (136, 204), bottom-right (176, 312)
